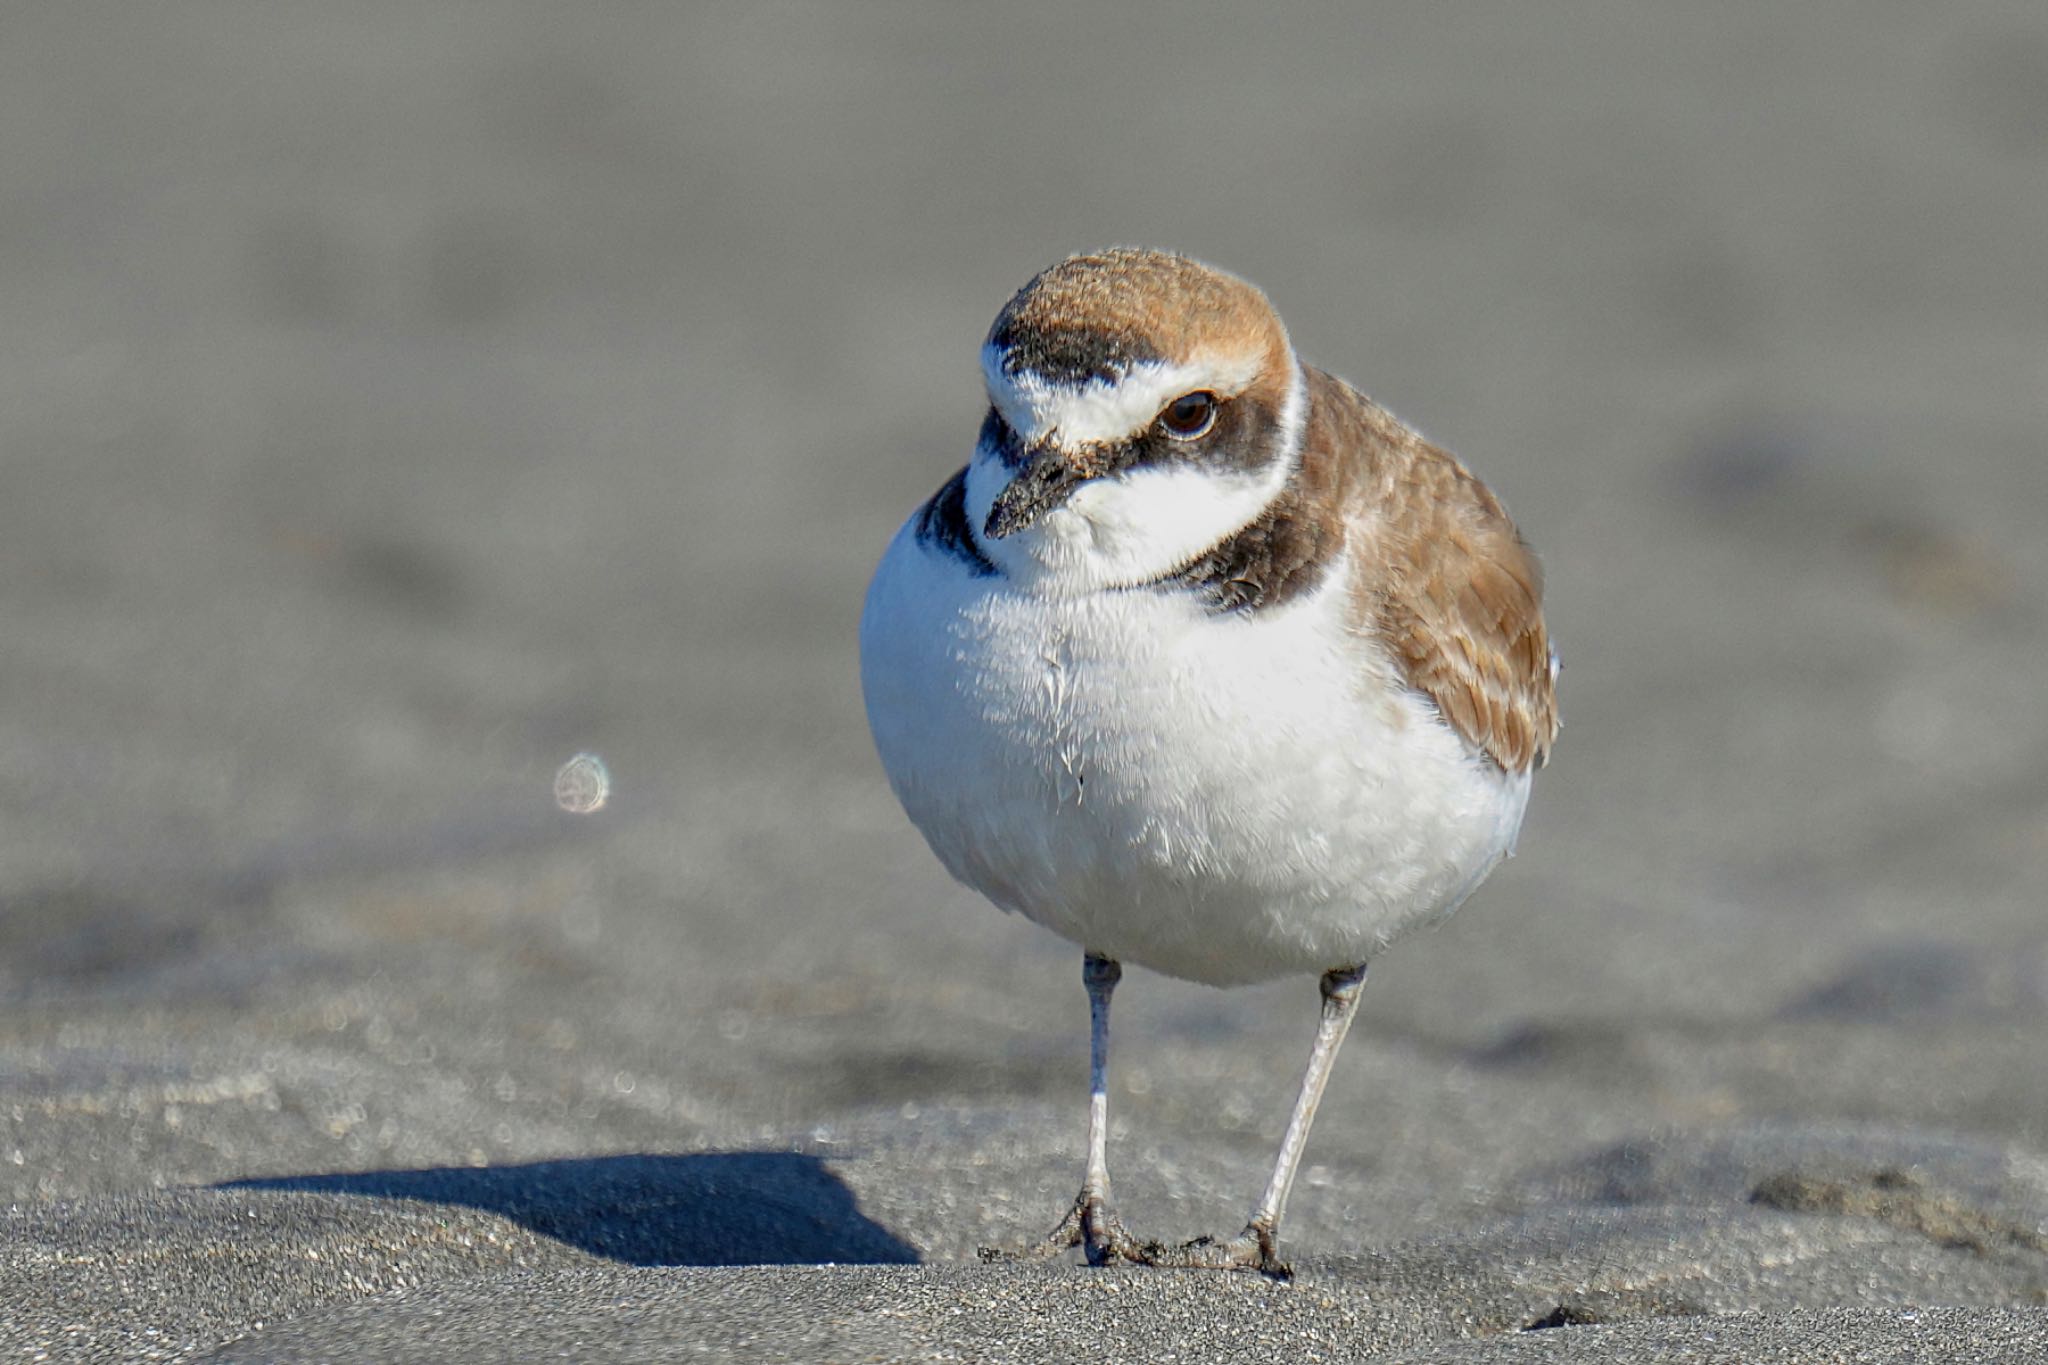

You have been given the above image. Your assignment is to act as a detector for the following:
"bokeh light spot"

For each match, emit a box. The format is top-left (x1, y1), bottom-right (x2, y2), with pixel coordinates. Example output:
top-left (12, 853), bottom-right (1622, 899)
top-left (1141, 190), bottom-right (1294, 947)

top-left (554, 752), bottom-right (611, 814)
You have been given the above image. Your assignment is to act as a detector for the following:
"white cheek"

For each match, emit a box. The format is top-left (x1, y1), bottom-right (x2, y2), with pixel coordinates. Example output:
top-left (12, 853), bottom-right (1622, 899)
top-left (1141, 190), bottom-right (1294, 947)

top-left (1062, 459), bottom-right (1291, 583)
top-left (964, 449), bottom-right (1293, 592)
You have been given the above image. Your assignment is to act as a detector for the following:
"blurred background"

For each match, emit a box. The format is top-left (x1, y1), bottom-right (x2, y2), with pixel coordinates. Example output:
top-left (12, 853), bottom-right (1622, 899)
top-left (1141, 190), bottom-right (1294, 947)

top-left (4, 0), bottom-right (2047, 1263)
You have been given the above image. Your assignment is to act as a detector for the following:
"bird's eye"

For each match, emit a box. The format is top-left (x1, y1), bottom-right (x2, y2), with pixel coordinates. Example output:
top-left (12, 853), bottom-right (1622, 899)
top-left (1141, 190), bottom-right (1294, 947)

top-left (1157, 391), bottom-right (1218, 440)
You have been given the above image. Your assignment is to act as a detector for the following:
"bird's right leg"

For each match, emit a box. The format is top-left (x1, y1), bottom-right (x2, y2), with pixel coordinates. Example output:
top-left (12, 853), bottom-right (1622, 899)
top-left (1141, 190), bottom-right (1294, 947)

top-left (989, 953), bottom-right (1159, 1265)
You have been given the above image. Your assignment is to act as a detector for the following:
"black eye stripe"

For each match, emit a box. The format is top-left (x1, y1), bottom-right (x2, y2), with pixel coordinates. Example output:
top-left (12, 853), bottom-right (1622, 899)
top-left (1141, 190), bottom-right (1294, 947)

top-left (1135, 390), bottom-right (1276, 476)
top-left (978, 390), bottom-right (1271, 479)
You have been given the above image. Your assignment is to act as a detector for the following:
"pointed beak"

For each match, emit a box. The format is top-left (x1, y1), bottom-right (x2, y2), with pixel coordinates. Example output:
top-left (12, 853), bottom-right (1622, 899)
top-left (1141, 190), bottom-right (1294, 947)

top-left (984, 443), bottom-right (1089, 540)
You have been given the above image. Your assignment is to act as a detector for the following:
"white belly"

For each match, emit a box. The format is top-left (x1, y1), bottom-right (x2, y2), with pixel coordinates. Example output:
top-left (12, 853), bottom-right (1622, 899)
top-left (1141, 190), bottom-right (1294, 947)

top-left (859, 520), bottom-right (1530, 987)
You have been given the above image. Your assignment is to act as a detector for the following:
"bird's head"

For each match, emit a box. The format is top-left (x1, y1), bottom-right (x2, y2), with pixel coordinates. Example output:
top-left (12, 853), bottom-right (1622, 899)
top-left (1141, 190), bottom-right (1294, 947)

top-left (965, 248), bottom-right (1307, 591)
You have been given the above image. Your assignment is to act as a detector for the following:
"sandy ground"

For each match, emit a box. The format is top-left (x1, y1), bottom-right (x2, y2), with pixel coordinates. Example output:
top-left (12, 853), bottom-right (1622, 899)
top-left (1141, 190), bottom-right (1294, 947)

top-left (5, 3), bottom-right (2048, 1360)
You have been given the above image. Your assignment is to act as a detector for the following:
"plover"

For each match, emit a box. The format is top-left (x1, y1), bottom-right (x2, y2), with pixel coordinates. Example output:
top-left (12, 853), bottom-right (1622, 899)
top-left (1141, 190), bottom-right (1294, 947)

top-left (860, 248), bottom-right (1557, 1274)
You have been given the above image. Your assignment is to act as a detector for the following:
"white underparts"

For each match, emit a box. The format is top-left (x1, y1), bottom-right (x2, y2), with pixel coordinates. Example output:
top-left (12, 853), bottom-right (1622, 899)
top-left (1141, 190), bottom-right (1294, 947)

top-left (860, 519), bottom-right (1530, 986)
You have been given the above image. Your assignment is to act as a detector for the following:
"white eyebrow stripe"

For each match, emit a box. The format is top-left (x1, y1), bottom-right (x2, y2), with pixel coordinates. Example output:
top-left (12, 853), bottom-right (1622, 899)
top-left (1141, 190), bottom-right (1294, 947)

top-left (980, 344), bottom-right (1265, 447)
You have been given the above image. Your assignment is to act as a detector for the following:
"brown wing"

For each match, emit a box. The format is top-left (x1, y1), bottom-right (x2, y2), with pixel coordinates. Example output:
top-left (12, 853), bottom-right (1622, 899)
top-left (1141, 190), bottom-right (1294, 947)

top-left (1310, 370), bottom-right (1558, 774)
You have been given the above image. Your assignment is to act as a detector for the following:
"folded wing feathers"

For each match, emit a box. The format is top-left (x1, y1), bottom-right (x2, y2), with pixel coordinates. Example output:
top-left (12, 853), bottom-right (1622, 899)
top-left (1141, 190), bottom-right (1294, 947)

top-left (1325, 376), bottom-right (1558, 775)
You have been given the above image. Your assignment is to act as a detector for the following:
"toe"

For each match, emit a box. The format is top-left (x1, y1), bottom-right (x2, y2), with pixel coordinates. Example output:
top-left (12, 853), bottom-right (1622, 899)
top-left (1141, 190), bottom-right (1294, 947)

top-left (1082, 1200), bottom-right (1159, 1266)
top-left (1172, 1227), bottom-right (1290, 1277)
top-left (977, 1194), bottom-right (1088, 1262)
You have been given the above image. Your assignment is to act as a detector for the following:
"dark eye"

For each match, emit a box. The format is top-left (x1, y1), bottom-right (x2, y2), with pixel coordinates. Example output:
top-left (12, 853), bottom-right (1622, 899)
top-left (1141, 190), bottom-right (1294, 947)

top-left (1157, 391), bottom-right (1218, 440)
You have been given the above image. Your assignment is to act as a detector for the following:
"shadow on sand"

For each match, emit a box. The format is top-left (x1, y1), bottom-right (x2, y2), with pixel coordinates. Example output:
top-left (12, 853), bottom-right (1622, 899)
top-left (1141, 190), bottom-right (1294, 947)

top-left (221, 1151), bottom-right (919, 1267)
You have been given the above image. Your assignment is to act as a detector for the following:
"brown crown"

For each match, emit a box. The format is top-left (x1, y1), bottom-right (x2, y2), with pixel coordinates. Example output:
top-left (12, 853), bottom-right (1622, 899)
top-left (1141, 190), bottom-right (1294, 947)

top-left (988, 248), bottom-right (1290, 388)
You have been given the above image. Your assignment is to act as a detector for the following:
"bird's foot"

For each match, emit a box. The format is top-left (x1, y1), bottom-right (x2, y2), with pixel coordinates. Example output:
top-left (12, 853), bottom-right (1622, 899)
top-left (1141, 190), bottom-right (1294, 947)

top-left (978, 1189), bottom-right (1164, 1267)
top-left (1168, 1222), bottom-right (1290, 1278)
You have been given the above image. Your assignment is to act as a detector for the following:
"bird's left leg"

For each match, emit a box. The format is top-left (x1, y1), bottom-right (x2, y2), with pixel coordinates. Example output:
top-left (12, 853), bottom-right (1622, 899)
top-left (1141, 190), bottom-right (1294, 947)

top-left (1178, 963), bottom-right (1368, 1276)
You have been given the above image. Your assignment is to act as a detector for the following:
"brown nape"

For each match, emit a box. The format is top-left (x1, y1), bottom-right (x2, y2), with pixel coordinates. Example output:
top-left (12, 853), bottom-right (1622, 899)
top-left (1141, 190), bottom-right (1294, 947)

top-left (1160, 368), bottom-right (1560, 776)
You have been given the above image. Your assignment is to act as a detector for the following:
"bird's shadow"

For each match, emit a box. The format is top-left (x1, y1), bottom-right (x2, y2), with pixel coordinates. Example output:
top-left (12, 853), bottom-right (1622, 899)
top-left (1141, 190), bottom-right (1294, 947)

top-left (220, 1151), bottom-right (919, 1267)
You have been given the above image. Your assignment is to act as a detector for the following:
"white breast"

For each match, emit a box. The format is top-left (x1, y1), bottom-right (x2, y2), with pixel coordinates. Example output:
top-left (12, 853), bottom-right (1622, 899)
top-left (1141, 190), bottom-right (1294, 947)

top-left (859, 514), bottom-right (1530, 988)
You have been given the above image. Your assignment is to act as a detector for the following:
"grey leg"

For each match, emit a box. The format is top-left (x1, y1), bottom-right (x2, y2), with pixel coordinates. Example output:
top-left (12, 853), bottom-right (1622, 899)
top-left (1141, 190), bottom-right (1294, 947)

top-left (1182, 963), bottom-right (1367, 1275)
top-left (1081, 952), bottom-right (1120, 1222)
top-left (984, 953), bottom-right (1158, 1265)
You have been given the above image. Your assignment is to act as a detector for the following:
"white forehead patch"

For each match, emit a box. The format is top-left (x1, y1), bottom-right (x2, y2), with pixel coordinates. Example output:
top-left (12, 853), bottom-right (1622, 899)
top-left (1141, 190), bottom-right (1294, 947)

top-left (981, 343), bottom-right (1266, 448)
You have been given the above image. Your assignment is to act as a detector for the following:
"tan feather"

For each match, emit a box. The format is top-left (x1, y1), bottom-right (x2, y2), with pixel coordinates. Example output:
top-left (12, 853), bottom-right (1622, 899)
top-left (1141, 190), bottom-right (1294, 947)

top-left (1298, 370), bottom-right (1558, 775)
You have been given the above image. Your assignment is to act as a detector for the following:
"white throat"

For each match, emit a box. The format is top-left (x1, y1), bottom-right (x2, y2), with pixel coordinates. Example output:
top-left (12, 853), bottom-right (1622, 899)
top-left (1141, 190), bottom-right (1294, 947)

top-left (964, 357), bottom-right (1307, 594)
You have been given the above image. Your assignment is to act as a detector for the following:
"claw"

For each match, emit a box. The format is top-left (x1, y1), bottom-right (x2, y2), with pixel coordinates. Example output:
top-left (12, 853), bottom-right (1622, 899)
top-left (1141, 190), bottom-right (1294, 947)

top-left (981, 1199), bottom-right (1288, 1276)
top-left (1173, 1223), bottom-right (1291, 1278)
top-left (977, 1196), bottom-right (1081, 1264)
top-left (978, 1189), bottom-right (1164, 1266)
